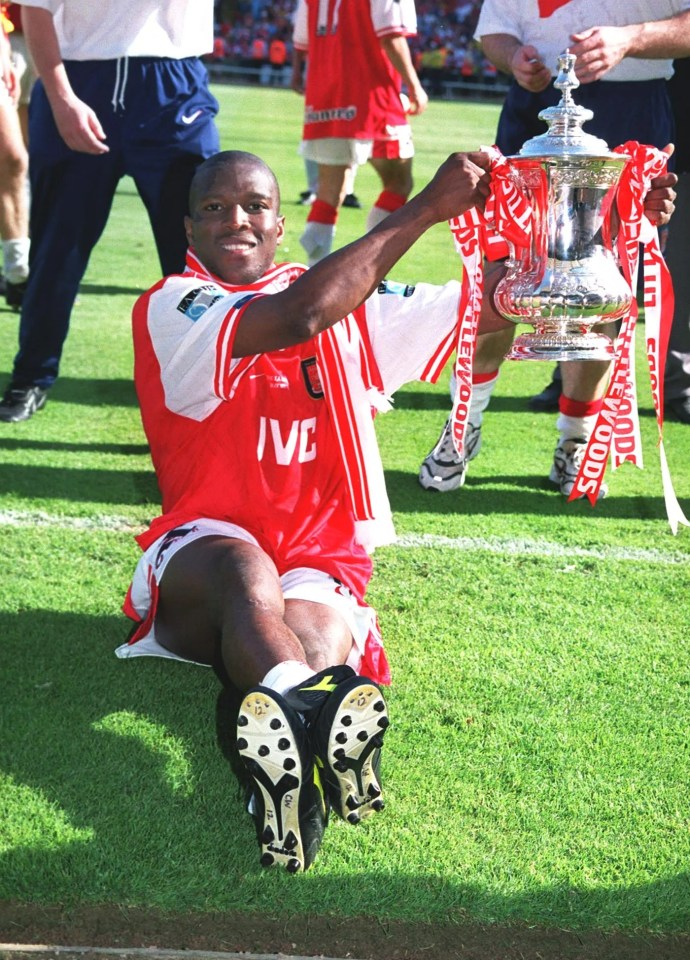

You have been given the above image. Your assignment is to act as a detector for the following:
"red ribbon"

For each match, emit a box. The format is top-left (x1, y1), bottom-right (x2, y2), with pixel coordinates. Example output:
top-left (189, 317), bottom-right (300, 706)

top-left (568, 142), bottom-right (686, 531)
top-left (538, 0), bottom-right (574, 17)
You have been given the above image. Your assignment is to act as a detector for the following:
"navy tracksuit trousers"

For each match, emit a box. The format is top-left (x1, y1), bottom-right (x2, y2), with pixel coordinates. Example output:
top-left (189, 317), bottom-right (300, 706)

top-left (14, 55), bottom-right (220, 389)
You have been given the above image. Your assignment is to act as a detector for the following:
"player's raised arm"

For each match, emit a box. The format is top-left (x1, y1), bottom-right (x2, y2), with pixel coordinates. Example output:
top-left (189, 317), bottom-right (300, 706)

top-left (234, 152), bottom-right (491, 356)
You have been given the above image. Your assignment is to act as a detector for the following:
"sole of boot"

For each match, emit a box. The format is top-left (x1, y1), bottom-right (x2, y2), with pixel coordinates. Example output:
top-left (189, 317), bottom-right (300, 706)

top-left (237, 690), bottom-right (310, 873)
top-left (319, 679), bottom-right (389, 824)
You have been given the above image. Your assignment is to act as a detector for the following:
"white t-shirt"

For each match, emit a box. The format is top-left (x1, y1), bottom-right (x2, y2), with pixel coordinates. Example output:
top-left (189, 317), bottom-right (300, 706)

top-left (15, 0), bottom-right (214, 60)
top-left (475, 0), bottom-right (690, 82)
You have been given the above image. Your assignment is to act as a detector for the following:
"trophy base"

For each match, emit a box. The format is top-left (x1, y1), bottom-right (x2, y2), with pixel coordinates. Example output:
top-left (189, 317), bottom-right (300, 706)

top-left (506, 330), bottom-right (615, 362)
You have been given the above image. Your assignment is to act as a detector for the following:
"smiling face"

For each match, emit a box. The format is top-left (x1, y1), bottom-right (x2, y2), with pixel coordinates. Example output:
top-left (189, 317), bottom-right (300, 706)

top-left (184, 152), bottom-right (285, 285)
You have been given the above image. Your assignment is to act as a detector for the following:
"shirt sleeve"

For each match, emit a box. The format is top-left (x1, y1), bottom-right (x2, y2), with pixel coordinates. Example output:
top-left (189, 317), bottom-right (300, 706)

top-left (474, 0), bottom-right (523, 44)
top-left (363, 279), bottom-right (461, 396)
top-left (292, 0), bottom-right (308, 50)
top-left (370, 0), bottom-right (418, 38)
top-left (144, 277), bottom-right (258, 421)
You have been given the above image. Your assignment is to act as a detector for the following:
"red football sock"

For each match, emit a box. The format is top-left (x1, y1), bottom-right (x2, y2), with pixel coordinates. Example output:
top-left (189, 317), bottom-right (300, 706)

top-left (307, 199), bottom-right (338, 225)
top-left (374, 190), bottom-right (407, 213)
top-left (558, 395), bottom-right (603, 418)
top-left (472, 370), bottom-right (499, 385)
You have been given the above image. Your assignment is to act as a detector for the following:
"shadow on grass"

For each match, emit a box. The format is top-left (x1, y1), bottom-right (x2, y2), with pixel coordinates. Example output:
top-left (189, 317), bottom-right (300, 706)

top-left (50, 377), bottom-right (139, 407)
top-left (1, 610), bottom-right (688, 945)
top-left (78, 282), bottom-right (147, 297)
top-left (393, 391), bottom-right (537, 414)
top-left (0, 437), bottom-right (148, 456)
top-left (384, 469), bottom-right (672, 523)
top-left (393, 389), bottom-right (661, 419)
top-left (0, 463), bottom-right (159, 506)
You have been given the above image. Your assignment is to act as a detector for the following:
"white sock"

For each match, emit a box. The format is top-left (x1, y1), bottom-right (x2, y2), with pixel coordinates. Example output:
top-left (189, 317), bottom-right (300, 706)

top-left (300, 221), bottom-right (335, 265)
top-left (2, 238), bottom-right (30, 283)
top-left (449, 370), bottom-right (499, 428)
top-left (365, 205), bottom-right (390, 231)
top-left (556, 413), bottom-right (597, 443)
top-left (261, 659), bottom-right (314, 697)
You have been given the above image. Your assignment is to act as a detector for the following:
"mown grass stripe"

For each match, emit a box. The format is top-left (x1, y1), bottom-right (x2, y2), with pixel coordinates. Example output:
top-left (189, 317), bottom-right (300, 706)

top-left (1, 510), bottom-right (686, 565)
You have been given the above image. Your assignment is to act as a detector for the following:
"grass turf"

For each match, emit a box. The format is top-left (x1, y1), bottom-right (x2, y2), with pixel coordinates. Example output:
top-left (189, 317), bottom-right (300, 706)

top-left (0, 84), bottom-right (688, 936)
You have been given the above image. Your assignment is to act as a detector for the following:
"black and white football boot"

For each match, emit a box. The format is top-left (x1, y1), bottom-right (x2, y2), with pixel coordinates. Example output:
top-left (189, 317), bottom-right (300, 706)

top-left (236, 686), bottom-right (328, 873)
top-left (286, 667), bottom-right (390, 825)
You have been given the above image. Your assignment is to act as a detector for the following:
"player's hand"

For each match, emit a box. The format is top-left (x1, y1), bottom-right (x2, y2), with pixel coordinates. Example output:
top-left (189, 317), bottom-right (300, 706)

top-left (512, 44), bottom-right (552, 92)
top-left (422, 152), bottom-right (492, 221)
top-left (643, 144), bottom-right (677, 228)
top-left (50, 94), bottom-right (109, 154)
top-left (407, 82), bottom-right (429, 115)
top-left (569, 26), bottom-right (632, 83)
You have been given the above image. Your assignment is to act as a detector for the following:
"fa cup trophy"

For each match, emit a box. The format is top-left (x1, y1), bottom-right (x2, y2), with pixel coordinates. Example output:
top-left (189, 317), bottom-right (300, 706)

top-left (493, 52), bottom-right (632, 361)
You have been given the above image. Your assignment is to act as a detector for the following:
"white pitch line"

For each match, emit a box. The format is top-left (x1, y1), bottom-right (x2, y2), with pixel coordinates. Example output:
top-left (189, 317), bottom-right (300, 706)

top-left (394, 532), bottom-right (689, 565)
top-left (0, 510), bottom-right (687, 565)
top-left (0, 509), bottom-right (144, 533)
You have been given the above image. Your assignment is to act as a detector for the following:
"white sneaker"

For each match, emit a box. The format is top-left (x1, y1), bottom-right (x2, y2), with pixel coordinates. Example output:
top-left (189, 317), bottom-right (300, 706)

top-left (418, 417), bottom-right (482, 492)
top-left (549, 438), bottom-right (608, 499)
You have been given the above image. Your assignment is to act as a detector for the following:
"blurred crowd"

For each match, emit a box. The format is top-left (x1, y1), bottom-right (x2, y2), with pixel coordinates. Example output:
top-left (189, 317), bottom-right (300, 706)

top-left (210, 0), bottom-right (502, 92)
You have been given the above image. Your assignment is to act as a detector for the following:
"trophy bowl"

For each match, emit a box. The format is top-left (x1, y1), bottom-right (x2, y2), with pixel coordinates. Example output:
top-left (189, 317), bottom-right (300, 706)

top-left (494, 52), bottom-right (633, 362)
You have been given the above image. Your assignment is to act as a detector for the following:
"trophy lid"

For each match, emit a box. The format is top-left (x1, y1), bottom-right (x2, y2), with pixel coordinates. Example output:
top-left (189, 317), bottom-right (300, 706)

top-left (517, 51), bottom-right (618, 158)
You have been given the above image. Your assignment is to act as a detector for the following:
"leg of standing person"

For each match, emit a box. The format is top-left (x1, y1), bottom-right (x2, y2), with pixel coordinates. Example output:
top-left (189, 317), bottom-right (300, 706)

top-left (342, 163), bottom-right (362, 208)
top-left (663, 171), bottom-right (690, 424)
top-left (126, 57), bottom-right (219, 276)
top-left (365, 155), bottom-right (413, 230)
top-left (0, 76), bottom-right (29, 310)
top-left (300, 161), bottom-right (349, 265)
top-left (0, 71), bottom-right (123, 423)
top-left (298, 157), bottom-right (318, 205)
top-left (419, 262), bottom-right (613, 497)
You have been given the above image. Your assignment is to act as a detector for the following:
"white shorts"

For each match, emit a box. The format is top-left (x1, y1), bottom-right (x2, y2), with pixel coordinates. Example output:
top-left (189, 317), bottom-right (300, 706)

top-left (9, 34), bottom-right (35, 106)
top-left (300, 137), bottom-right (375, 167)
top-left (117, 518), bottom-right (388, 683)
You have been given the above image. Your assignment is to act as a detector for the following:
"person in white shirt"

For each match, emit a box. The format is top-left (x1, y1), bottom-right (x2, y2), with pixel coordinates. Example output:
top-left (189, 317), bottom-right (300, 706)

top-left (0, 0), bottom-right (221, 423)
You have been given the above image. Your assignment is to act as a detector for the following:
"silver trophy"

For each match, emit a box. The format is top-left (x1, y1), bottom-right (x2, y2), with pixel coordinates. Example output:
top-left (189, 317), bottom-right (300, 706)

top-left (493, 52), bottom-right (632, 361)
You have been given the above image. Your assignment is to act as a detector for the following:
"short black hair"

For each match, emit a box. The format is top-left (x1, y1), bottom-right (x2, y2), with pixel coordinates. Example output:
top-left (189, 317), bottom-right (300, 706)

top-left (189, 151), bottom-right (281, 211)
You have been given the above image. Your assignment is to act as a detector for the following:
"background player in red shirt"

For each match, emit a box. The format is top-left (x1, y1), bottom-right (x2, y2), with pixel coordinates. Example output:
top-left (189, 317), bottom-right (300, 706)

top-left (292, 0), bottom-right (428, 264)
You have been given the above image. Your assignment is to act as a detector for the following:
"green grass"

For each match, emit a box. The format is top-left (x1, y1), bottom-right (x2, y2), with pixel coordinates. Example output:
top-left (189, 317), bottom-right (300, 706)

top-left (0, 85), bottom-right (689, 937)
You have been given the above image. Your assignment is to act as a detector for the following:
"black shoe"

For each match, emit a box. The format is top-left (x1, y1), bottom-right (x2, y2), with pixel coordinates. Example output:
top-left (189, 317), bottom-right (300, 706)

top-left (528, 365), bottom-right (563, 413)
top-left (284, 664), bottom-right (356, 717)
top-left (5, 279), bottom-right (28, 311)
top-left (665, 395), bottom-right (690, 425)
top-left (311, 674), bottom-right (389, 824)
top-left (236, 687), bottom-right (329, 873)
top-left (0, 384), bottom-right (48, 423)
top-left (342, 193), bottom-right (362, 209)
top-left (298, 189), bottom-right (315, 205)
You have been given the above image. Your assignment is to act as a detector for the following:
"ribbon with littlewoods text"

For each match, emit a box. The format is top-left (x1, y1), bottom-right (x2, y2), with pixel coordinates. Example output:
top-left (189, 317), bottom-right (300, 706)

top-left (568, 141), bottom-right (689, 533)
top-left (445, 146), bottom-right (531, 458)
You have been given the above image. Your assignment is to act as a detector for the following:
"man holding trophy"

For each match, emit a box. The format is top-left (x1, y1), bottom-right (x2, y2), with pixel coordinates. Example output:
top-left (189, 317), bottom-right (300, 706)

top-left (419, 0), bottom-right (690, 501)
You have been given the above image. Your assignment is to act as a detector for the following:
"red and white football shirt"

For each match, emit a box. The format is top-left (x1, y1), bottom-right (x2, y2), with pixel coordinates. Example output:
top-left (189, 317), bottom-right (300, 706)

top-left (132, 251), bottom-right (461, 599)
top-left (293, 0), bottom-right (418, 141)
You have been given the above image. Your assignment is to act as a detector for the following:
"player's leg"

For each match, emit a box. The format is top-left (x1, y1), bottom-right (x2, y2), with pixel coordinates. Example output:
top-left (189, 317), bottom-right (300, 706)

top-left (156, 534), bottom-right (348, 872)
top-left (550, 337), bottom-right (614, 498)
top-left (366, 150), bottom-right (413, 230)
top-left (299, 161), bottom-right (348, 265)
top-left (419, 261), bottom-right (515, 491)
top-left (0, 92), bottom-right (29, 308)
